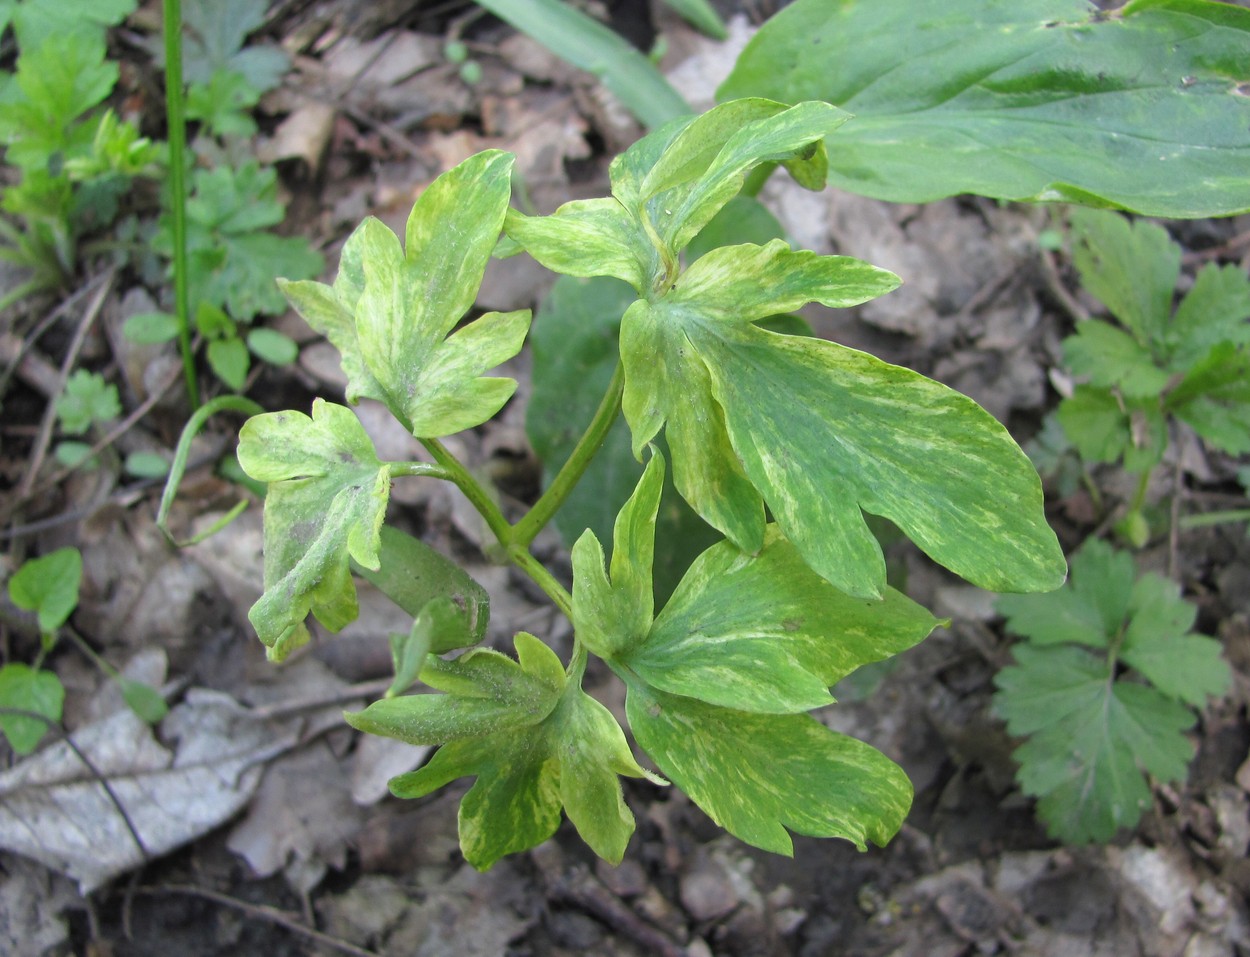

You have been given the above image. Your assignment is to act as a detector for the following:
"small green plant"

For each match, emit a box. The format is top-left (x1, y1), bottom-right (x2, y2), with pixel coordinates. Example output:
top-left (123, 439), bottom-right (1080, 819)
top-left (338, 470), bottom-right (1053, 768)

top-left (2, 546), bottom-right (167, 755)
top-left (1048, 208), bottom-right (1250, 544)
top-left (994, 538), bottom-right (1231, 843)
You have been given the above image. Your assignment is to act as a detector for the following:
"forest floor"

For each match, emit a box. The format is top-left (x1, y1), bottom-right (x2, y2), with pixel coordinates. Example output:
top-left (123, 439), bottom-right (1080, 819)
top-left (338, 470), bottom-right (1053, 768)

top-left (1, 2), bottom-right (1249, 956)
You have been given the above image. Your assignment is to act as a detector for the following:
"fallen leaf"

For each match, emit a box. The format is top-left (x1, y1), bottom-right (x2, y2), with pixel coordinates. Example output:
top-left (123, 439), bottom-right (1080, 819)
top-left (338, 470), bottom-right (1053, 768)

top-left (0, 689), bottom-right (296, 892)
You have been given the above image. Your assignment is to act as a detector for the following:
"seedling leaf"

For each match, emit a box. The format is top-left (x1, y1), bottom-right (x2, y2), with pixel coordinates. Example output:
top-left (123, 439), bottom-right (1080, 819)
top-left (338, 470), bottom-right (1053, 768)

top-left (0, 664), bottom-right (64, 755)
top-left (55, 370), bottom-right (120, 435)
top-left (8, 547), bottom-right (82, 633)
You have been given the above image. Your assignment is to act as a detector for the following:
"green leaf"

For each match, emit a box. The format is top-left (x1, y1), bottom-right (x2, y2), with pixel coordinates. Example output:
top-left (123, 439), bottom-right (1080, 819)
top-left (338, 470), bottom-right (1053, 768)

top-left (661, 0), bottom-right (727, 39)
top-left (118, 677), bottom-right (168, 723)
top-left (237, 399), bottom-right (390, 659)
top-left (53, 441), bottom-right (95, 469)
top-left (524, 276), bottom-right (719, 603)
top-left (684, 194), bottom-right (786, 264)
top-left (1121, 574), bottom-right (1231, 708)
top-left (353, 526), bottom-right (489, 648)
top-left (246, 326), bottom-right (298, 365)
top-left (386, 597), bottom-right (472, 697)
top-left (626, 682), bottom-right (911, 855)
top-left (1068, 209), bottom-right (1178, 348)
top-left (1167, 343), bottom-right (1250, 455)
top-left (618, 527), bottom-right (942, 714)
top-left (350, 634), bottom-right (656, 868)
top-left (1061, 321), bottom-right (1171, 400)
top-left (282, 151), bottom-right (529, 436)
top-left (995, 643), bottom-right (1196, 843)
top-left (123, 451), bottom-right (170, 478)
top-left (176, 0), bottom-right (289, 92)
top-left (8, 546), bottom-right (81, 634)
top-left (719, 0), bottom-right (1250, 217)
top-left (1056, 386), bottom-right (1166, 473)
top-left (185, 68), bottom-right (261, 139)
top-left (207, 336), bottom-right (250, 391)
top-left (0, 664), bottom-right (64, 755)
top-left (0, 31), bottom-right (116, 169)
top-left (122, 311), bottom-right (181, 344)
top-left (470, 0), bottom-right (689, 129)
top-left (996, 538), bottom-right (1131, 649)
top-left (7, 0), bottom-right (133, 48)
top-left (1168, 263), bottom-right (1250, 370)
top-left (55, 369), bottom-right (120, 435)
top-left (621, 242), bottom-right (1065, 598)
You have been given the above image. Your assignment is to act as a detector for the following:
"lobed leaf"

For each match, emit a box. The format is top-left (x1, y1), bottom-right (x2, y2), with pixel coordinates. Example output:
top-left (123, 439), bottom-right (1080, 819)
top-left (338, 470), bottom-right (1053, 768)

top-left (238, 400), bottom-right (389, 660)
top-left (350, 634), bottom-right (656, 868)
top-left (625, 682), bottom-right (911, 855)
top-left (621, 266), bottom-right (1066, 598)
top-left (719, 0), bottom-right (1250, 217)
top-left (1167, 342), bottom-right (1250, 455)
top-left (281, 151), bottom-right (530, 436)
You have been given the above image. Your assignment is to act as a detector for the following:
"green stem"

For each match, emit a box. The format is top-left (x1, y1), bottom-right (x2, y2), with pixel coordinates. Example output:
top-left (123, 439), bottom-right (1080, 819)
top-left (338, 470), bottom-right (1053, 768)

top-left (163, 0), bottom-right (198, 408)
top-left (1179, 509), bottom-right (1250, 529)
top-left (385, 462), bottom-right (453, 481)
top-left (507, 544), bottom-right (573, 619)
top-left (1128, 468), bottom-right (1152, 516)
top-left (419, 437), bottom-right (514, 545)
top-left (742, 162), bottom-right (777, 198)
top-left (513, 359), bottom-right (624, 547)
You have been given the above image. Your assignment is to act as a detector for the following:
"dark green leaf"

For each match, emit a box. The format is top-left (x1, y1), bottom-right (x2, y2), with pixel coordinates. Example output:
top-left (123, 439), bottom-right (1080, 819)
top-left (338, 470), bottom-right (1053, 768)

top-left (626, 682), bottom-right (911, 855)
top-left (8, 547), bottom-right (82, 633)
top-left (1168, 264), bottom-right (1250, 370)
top-left (1167, 343), bottom-right (1250, 455)
top-left (719, 0), bottom-right (1250, 216)
top-left (1062, 320), bottom-right (1171, 400)
top-left (176, 0), bottom-right (289, 91)
top-left (0, 664), bottom-right (64, 755)
top-left (386, 597), bottom-right (472, 697)
top-left (238, 399), bottom-right (390, 659)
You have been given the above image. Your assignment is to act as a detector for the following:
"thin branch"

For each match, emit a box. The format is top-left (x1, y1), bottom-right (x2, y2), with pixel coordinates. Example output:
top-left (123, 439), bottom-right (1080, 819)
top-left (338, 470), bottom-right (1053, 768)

top-left (132, 884), bottom-right (381, 957)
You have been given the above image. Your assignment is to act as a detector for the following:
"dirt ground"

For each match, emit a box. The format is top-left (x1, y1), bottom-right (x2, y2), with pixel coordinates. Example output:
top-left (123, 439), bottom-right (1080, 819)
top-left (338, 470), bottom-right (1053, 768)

top-left (2, 2), bottom-right (1249, 955)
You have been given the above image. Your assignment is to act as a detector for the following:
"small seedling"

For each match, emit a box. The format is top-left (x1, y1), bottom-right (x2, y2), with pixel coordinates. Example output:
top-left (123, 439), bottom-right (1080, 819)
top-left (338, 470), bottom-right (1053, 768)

top-left (994, 538), bottom-right (1231, 843)
top-left (1050, 208), bottom-right (1250, 544)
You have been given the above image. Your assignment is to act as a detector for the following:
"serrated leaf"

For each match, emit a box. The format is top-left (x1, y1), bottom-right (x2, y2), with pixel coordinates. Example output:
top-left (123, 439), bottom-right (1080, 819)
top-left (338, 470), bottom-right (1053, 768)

top-left (1168, 263), bottom-right (1250, 370)
top-left (1167, 342), bottom-right (1250, 455)
top-left (237, 399), bottom-right (389, 659)
top-left (998, 538), bottom-right (1130, 649)
top-left (1122, 574), bottom-right (1231, 708)
top-left (8, 547), bottom-right (82, 634)
top-left (626, 682), bottom-right (911, 855)
top-left (621, 242), bottom-right (1064, 598)
top-left (55, 370), bottom-right (120, 435)
top-left (176, 0), bottom-right (289, 91)
top-left (0, 665), bottom-right (64, 755)
top-left (1057, 385), bottom-right (1166, 473)
top-left (997, 644), bottom-right (1195, 843)
top-left (7, 0), bottom-right (134, 48)
top-left (0, 31), bottom-right (116, 169)
top-left (1068, 208), bottom-right (1179, 348)
top-left (351, 634), bottom-right (654, 868)
top-left (1062, 320), bottom-right (1171, 399)
top-left (719, 0), bottom-right (1250, 217)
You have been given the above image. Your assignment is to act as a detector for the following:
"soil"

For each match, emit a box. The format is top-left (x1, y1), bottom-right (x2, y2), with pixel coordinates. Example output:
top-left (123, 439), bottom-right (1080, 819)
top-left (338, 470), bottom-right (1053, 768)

top-left (2, 2), bottom-right (1249, 956)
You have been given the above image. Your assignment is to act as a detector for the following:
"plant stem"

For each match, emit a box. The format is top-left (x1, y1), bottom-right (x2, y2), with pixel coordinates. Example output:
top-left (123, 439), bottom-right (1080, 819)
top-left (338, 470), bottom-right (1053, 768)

top-left (513, 359), bottom-right (624, 547)
top-left (1178, 509), bottom-right (1250, 529)
top-left (163, 0), bottom-right (198, 408)
top-left (419, 437), bottom-right (514, 545)
top-left (386, 462), bottom-right (452, 481)
top-left (1128, 468), bottom-right (1152, 516)
top-left (507, 544), bottom-right (573, 619)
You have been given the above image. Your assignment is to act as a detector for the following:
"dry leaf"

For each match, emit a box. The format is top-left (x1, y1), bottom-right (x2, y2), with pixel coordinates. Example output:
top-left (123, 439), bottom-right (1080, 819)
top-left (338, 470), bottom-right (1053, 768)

top-left (0, 689), bottom-right (295, 892)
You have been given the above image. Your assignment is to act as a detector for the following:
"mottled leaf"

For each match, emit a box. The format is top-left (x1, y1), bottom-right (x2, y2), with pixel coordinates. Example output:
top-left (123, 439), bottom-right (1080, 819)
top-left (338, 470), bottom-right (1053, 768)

top-left (237, 400), bottom-right (389, 659)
